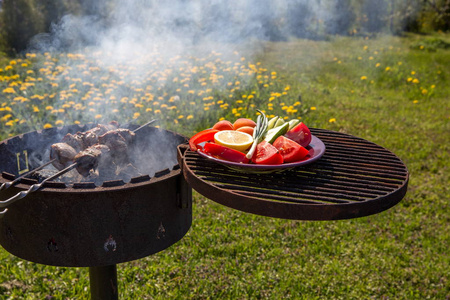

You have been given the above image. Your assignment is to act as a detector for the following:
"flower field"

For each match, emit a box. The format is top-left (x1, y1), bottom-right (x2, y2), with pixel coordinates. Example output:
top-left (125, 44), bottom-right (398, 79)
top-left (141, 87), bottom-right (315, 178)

top-left (0, 33), bottom-right (449, 299)
top-left (0, 49), bottom-right (307, 139)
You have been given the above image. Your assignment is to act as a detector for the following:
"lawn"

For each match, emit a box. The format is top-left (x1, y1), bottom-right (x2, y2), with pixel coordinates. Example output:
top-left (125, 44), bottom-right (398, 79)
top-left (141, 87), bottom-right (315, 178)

top-left (0, 33), bottom-right (449, 299)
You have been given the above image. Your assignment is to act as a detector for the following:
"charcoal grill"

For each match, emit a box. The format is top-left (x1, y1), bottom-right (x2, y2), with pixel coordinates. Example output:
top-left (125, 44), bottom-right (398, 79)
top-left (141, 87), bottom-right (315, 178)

top-left (0, 125), bottom-right (409, 299)
top-left (0, 124), bottom-right (191, 299)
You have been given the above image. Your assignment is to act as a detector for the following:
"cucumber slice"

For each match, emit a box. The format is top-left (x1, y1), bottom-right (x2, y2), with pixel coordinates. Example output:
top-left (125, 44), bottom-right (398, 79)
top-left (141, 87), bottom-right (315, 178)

top-left (264, 122), bottom-right (290, 144)
top-left (288, 119), bottom-right (301, 130)
top-left (267, 116), bottom-right (279, 130)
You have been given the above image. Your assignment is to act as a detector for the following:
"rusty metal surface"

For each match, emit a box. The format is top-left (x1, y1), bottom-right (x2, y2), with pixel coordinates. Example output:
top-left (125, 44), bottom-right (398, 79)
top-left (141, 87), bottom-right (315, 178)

top-left (179, 128), bottom-right (409, 220)
top-left (0, 125), bottom-right (192, 267)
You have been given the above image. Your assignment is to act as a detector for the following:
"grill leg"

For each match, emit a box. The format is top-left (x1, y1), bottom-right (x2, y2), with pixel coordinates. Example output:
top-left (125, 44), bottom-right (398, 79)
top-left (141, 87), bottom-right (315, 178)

top-left (89, 265), bottom-right (119, 300)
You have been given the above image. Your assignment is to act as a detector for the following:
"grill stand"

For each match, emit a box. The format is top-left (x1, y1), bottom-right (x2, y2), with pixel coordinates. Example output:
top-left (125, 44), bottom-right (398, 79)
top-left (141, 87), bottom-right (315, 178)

top-left (89, 265), bottom-right (118, 300)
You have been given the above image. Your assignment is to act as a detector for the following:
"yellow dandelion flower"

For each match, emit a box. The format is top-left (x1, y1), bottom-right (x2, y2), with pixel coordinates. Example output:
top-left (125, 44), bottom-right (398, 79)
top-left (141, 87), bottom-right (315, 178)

top-left (360, 76), bottom-right (367, 80)
top-left (95, 114), bottom-right (103, 119)
top-left (310, 107), bottom-right (317, 110)
top-left (422, 89), bottom-right (428, 94)
top-left (412, 79), bottom-right (419, 84)
top-left (5, 66), bottom-right (13, 71)
top-left (413, 100), bottom-right (419, 104)
top-left (375, 63), bottom-right (380, 67)
top-left (43, 123), bottom-right (52, 129)
top-left (45, 106), bottom-right (53, 111)
top-left (329, 118), bottom-right (336, 123)
top-left (33, 106), bottom-right (39, 112)
top-left (385, 67), bottom-right (391, 71)
top-left (407, 77), bottom-right (413, 82)
top-left (369, 56), bottom-right (374, 60)
top-left (411, 71), bottom-right (416, 75)
top-left (431, 85), bottom-right (435, 89)
top-left (55, 120), bottom-right (64, 126)
top-left (187, 115), bottom-right (193, 120)
top-left (3, 87), bottom-right (15, 93)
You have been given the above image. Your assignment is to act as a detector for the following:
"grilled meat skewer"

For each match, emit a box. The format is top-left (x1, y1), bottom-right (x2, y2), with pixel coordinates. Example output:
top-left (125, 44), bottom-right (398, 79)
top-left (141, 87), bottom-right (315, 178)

top-left (50, 143), bottom-right (78, 170)
top-left (74, 144), bottom-right (115, 177)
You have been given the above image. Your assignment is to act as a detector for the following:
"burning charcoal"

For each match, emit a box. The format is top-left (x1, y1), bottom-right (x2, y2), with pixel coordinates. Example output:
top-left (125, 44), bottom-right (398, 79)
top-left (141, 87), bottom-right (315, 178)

top-left (31, 169), bottom-right (59, 182)
top-left (50, 143), bottom-right (77, 171)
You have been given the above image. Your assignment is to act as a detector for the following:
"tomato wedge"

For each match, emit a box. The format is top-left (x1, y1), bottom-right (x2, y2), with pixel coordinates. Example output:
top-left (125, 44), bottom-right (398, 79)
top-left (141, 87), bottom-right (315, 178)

top-left (251, 141), bottom-right (283, 165)
top-left (284, 122), bottom-right (312, 147)
top-left (273, 136), bottom-right (309, 163)
top-left (189, 129), bottom-right (219, 151)
top-left (203, 143), bottom-right (250, 164)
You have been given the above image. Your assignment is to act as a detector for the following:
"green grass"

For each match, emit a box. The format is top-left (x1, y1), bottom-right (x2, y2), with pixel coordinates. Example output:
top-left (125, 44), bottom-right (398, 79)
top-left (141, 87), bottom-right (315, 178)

top-left (0, 33), bottom-right (449, 299)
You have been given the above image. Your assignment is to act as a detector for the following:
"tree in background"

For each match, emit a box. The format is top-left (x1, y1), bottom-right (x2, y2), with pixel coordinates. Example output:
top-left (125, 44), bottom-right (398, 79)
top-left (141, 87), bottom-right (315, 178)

top-left (422, 0), bottom-right (450, 31)
top-left (1, 0), bottom-right (44, 54)
top-left (286, 0), bottom-right (317, 39)
top-left (325, 0), bottom-right (356, 35)
top-left (361, 0), bottom-right (388, 33)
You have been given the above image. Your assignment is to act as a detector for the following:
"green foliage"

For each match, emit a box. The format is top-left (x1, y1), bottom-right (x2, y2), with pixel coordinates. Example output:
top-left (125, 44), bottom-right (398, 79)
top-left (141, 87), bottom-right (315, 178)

top-left (410, 37), bottom-right (450, 51)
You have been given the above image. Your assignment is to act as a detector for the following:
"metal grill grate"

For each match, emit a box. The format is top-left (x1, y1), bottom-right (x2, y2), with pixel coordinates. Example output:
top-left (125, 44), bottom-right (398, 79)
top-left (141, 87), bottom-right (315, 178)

top-left (180, 128), bottom-right (409, 220)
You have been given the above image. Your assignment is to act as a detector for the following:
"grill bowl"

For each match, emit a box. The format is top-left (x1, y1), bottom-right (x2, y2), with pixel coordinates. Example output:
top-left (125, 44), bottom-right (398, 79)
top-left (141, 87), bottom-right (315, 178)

top-left (0, 124), bottom-right (192, 267)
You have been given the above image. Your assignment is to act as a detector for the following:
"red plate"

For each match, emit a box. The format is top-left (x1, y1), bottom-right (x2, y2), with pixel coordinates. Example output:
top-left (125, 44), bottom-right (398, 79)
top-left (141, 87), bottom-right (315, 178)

top-left (197, 135), bottom-right (326, 173)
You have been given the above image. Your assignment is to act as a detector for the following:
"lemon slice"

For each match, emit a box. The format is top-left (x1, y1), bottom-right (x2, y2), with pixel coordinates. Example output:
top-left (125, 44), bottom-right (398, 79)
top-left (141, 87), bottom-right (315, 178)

top-left (214, 130), bottom-right (253, 152)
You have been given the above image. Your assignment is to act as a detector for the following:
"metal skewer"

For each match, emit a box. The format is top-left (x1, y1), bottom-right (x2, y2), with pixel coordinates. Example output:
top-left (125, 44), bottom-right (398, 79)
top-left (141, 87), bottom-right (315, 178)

top-left (0, 119), bottom-right (159, 217)
top-left (0, 162), bottom-right (77, 213)
top-left (0, 158), bottom-right (57, 192)
top-left (132, 119), bottom-right (158, 132)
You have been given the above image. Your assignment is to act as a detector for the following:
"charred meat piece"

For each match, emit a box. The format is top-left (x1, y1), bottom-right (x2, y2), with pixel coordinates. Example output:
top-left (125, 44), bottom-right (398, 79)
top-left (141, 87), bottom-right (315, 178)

top-left (74, 144), bottom-right (113, 177)
top-left (62, 133), bottom-right (85, 152)
top-left (98, 131), bottom-right (130, 165)
top-left (80, 131), bottom-right (98, 147)
top-left (88, 122), bottom-right (120, 136)
top-left (110, 128), bottom-right (135, 145)
top-left (50, 143), bottom-right (77, 170)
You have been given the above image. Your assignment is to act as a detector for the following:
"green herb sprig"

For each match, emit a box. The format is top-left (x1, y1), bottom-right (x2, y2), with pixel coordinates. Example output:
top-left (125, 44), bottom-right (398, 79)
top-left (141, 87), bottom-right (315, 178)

top-left (246, 109), bottom-right (268, 159)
